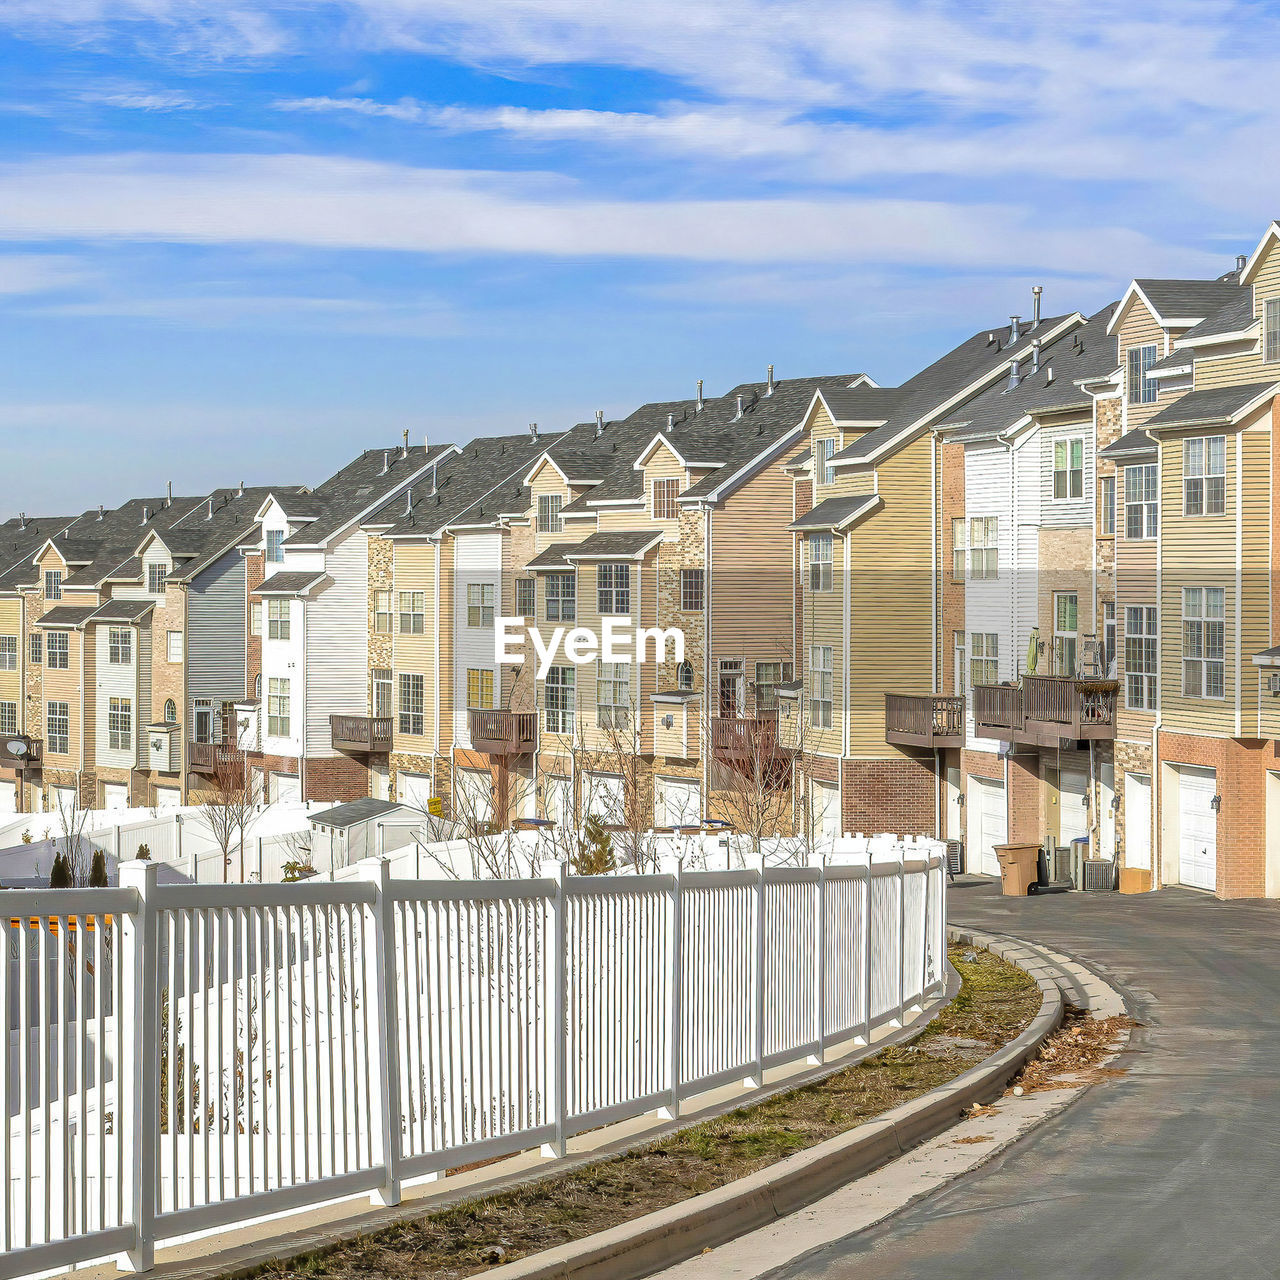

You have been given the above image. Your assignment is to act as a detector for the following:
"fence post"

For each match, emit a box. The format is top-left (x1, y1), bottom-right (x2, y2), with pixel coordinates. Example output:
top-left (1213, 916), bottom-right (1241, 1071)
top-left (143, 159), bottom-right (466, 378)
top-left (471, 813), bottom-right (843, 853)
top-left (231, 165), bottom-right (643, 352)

top-left (659, 856), bottom-right (683, 1119)
top-left (745, 851), bottom-right (767, 1088)
top-left (541, 859), bottom-right (569, 1158)
top-left (118, 859), bottom-right (159, 1273)
top-left (919, 853), bottom-right (931, 1003)
top-left (357, 856), bottom-right (403, 1206)
top-left (860, 865), bottom-right (873, 1045)
top-left (256, 836), bottom-right (264, 883)
top-left (809, 855), bottom-right (826, 1064)
top-left (897, 849), bottom-right (907, 1025)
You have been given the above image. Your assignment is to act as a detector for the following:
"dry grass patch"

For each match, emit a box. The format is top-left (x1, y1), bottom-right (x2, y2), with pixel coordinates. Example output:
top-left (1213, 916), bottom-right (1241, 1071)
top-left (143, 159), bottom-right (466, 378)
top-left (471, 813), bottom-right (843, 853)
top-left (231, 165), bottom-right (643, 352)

top-left (261, 946), bottom-right (1038, 1280)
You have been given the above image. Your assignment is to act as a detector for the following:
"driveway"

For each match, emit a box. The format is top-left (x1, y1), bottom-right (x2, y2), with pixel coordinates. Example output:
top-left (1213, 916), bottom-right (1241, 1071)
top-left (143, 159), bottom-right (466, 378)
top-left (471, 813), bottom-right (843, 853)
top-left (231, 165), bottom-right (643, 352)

top-left (782, 880), bottom-right (1280, 1280)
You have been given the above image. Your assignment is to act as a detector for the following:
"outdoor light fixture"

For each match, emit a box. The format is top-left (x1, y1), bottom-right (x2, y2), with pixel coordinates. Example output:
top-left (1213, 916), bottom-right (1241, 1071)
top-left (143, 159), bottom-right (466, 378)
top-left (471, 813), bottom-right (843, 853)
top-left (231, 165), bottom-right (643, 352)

top-left (1110, 794), bottom-right (1120, 813)
top-left (956, 794), bottom-right (965, 808)
top-left (1211, 794), bottom-right (1222, 812)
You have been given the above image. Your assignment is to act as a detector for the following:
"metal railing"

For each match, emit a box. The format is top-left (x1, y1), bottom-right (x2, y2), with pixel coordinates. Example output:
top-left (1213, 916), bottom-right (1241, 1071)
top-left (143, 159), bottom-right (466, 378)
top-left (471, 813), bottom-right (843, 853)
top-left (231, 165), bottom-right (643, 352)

top-left (0, 848), bottom-right (946, 1276)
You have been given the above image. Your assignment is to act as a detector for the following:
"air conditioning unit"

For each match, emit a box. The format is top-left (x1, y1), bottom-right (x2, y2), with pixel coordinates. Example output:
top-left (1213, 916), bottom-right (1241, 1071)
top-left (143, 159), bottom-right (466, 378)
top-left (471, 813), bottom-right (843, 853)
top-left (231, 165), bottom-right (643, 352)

top-left (945, 839), bottom-right (965, 876)
top-left (1082, 859), bottom-right (1117, 892)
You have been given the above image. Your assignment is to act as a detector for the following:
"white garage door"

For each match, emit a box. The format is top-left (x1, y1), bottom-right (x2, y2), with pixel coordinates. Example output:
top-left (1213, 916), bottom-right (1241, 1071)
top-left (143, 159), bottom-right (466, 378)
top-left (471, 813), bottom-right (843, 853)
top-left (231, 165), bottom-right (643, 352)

top-left (657, 776), bottom-right (701, 828)
top-left (968, 775), bottom-right (1007, 878)
top-left (0, 780), bottom-right (16, 815)
top-left (545, 776), bottom-right (571, 825)
top-left (270, 773), bottom-right (301, 805)
top-left (397, 771), bottom-right (433, 811)
top-left (455, 768), bottom-right (493, 825)
top-left (1057, 768), bottom-right (1089, 847)
top-left (155, 787), bottom-right (181, 811)
top-left (1124, 773), bottom-right (1152, 871)
top-left (49, 785), bottom-right (76, 815)
top-left (585, 772), bottom-right (624, 825)
top-left (102, 783), bottom-right (129, 811)
top-left (1178, 766), bottom-right (1217, 891)
top-left (811, 779), bottom-right (840, 847)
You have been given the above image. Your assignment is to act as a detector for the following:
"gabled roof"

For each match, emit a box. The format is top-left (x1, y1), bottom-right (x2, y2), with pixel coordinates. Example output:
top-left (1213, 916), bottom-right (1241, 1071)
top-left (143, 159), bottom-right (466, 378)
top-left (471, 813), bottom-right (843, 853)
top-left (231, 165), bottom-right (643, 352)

top-left (1240, 222), bottom-right (1280, 286)
top-left (812, 386), bottom-right (904, 426)
top-left (832, 314), bottom-right (1082, 467)
top-left (564, 530), bottom-right (664, 561)
top-left (1179, 291), bottom-right (1258, 346)
top-left (88, 598), bottom-right (155, 624)
top-left (1144, 381), bottom-right (1280, 432)
top-left (36, 604), bottom-right (99, 629)
top-left (787, 493), bottom-right (881, 532)
top-left (1109, 275), bottom-right (1244, 334)
top-left (255, 569), bottom-right (327, 596)
top-left (526, 543), bottom-right (577, 571)
top-left (1099, 429), bottom-right (1158, 460)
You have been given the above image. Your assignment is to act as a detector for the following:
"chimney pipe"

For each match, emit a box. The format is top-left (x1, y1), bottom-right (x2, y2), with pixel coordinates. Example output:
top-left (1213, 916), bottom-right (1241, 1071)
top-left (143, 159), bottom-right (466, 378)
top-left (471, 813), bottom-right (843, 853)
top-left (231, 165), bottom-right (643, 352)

top-left (667, 412), bottom-right (675, 431)
top-left (401, 429), bottom-right (409, 458)
top-left (404, 487), bottom-right (413, 516)
top-left (1007, 358), bottom-right (1021, 391)
top-left (97, 505), bottom-right (104, 521)
top-left (141, 505), bottom-right (149, 524)
top-left (766, 364), bottom-right (775, 396)
top-left (1237, 254), bottom-right (1247, 273)
top-left (18, 512), bottom-right (24, 529)
top-left (238, 480), bottom-right (245, 497)
top-left (595, 409), bottom-right (605, 439)
top-left (1031, 339), bottom-right (1041, 373)
top-left (529, 422), bottom-right (538, 441)
top-left (1010, 315), bottom-right (1021, 341)
top-left (380, 450), bottom-right (390, 476)
top-left (1031, 285), bottom-right (1042, 328)
top-left (206, 497), bottom-right (213, 521)
top-left (696, 379), bottom-right (704, 411)
top-left (734, 395), bottom-right (744, 420)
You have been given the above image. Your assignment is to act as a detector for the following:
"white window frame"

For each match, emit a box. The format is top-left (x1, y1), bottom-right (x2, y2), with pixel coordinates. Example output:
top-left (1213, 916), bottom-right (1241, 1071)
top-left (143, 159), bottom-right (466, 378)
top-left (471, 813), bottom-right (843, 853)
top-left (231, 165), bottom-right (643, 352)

top-left (0, 701), bottom-right (16, 736)
top-left (808, 533), bottom-right (833, 592)
top-left (466, 667), bottom-right (495, 710)
top-left (466, 583), bottom-right (495, 628)
top-left (397, 673), bottom-right (424, 735)
top-left (265, 529), bottom-right (285, 563)
top-left (147, 564), bottom-right (167, 596)
top-left (1052, 436), bottom-right (1085, 501)
top-left (1266, 297), bottom-right (1280, 364)
top-left (651, 477), bottom-right (679, 520)
top-left (1182, 587), bottom-right (1225, 699)
top-left (1127, 344), bottom-right (1158, 405)
top-left (46, 631), bottom-right (69, 670)
top-left (969, 516), bottom-right (998, 579)
top-left (373, 589), bottom-right (392, 633)
top-left (545, 572), bottom-right (575, 622)
top-left (44, 570), bottom-right (62, 601)
top-left (267, 598), bottom-right (290, 640)
top-left (268, 677), bottom-right (291, 737)
top-left (167, 630), bottom-right (183, 664)
top-left (596, 660), bottom-right (631, 730)
top-left (108, 696), bottom-right (132, 751)
top-left (970, 632), bottom-right (998, 687)
top-left (597, 563), bottom-right (630, 615)
top-left (809, 644), bottom-right (833, 728)
top-left (1099, 473), bottom-right (1116, 536)
top-left (1124, 464), bottom-right (1158, 539)
top-left (398, 590), bottom-right (425, 634)
top-left (951, 517), bottom-right (966, 580)
top-left (1125, 605), bottom-right (1157, 710)
top-left (0, 636), bottom-right (15, 672)
top-left (537, 494), bottom-right (563, 534)
top-left (108, 628), bottom-right (131, 665)
top-left (815, 437), bottom-right (836, 486)
top-left (1183, 436), bottom-right (1225, 517)
top-left (46, 700), bottom-right (69, 754)
top-left (545, 666), bottom-right (575, 735)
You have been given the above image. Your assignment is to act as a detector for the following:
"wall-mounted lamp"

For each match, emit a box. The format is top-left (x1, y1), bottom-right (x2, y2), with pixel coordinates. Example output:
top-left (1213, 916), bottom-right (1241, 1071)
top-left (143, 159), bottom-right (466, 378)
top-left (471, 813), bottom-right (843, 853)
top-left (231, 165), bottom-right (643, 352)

top-left (1110, 794), bottom-right (1120, 814)
top-left (956, 794), bottom-right (966, 809)
top-left (661, 714), bottom-right (674, 730)
top-left (1211, 794), bottom-right (1222, 813)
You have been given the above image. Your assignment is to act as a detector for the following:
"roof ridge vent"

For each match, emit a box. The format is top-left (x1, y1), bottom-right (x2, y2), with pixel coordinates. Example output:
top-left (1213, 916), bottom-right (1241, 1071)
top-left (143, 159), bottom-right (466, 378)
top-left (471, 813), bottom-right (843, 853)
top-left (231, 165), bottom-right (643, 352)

top-left (1045, 364), bottom-right (1054, 385)
top-left (206, 497), bottom-right (214, 521)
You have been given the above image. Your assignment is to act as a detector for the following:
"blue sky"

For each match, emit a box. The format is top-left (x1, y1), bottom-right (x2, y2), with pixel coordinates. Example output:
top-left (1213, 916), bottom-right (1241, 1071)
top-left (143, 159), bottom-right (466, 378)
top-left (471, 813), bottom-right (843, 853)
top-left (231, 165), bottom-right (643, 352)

top-left (0, 0), bottom-right (1276, 514)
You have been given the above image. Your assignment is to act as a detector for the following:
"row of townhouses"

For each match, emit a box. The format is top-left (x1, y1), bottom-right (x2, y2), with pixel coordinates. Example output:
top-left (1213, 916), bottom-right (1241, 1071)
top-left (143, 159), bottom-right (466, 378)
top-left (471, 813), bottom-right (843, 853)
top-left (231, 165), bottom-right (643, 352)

top-left (8, 221), bottom-right (1280, 898)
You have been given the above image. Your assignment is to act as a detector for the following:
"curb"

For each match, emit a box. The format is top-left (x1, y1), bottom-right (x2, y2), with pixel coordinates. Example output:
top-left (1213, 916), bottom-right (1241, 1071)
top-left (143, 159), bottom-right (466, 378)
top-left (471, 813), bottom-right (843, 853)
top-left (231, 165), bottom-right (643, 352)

top-left (484, 940), bottom-right (1066, 1280)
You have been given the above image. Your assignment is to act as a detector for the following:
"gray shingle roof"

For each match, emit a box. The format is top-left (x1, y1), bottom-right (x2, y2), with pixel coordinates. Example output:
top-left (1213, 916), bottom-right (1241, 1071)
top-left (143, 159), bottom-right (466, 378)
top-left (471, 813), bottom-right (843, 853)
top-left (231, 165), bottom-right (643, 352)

top-left (36, 605), bottom-right (99, 628)
top-left (1099, 429), bottom-right (1157, 459)
top-left (527, 543), bottom-right (577, 570)
top-left (88, 598), bottom-right (155, 624)
top-left (817, 386), bottom-right (904, 423)
top-left (1145, 381), bottom-right (1280, 431)
top-left (1145, 350), bottom-right (1193, 376)
top-left (788, 494), bottom-right (880, 532)
top-left (831, 314), bottom-right (1079, 466)
top-left (940, 304), bottom-right (1118, 439)
top-left (1134, 277), bottom-right (1243, 322)
top-left (311, 798), bottom-right (409, 828)
top-left (1181, 290), bottom-right (1257, 342)
top-left (158, 486), bottom-right (309, 582)
top-left (0, 515), bottom-right (78, 588)
top-left (565, 530), bottom-right (663, 560)
top-left (256, 569), bottom-right (327, 595)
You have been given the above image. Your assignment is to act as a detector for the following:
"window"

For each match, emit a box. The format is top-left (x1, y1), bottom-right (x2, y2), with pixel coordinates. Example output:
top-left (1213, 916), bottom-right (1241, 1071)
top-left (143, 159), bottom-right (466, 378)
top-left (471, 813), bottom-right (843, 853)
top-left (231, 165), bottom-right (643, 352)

top-left (371, 668), bottom-right (392, 718)
top-left (954, 632), bottom-right (967, 697)
top-left (1125, 464), bottom-right (1158, 539)
top-left (809, 532), bottom-right (833, 592)
top-left (108, 628), bottom-right (131, 665)
top-left (755, 661), bottom-right (792, 711)
top-left (251, 601), bottom-right (263, 636)
top-left (267, 677), bottom-right (291, 737)
top-left (467, 668), bottom-right (494, 710)
top-left (809, 645), bottom-right (833, 728)
top-left (545, 573), bottom-right (575, 622)
top-left (28, 633), bottom-right (40, 665)
top-left (970, 632), bottom-right (998, 686)
top-left (0, 637), bottom-right (14, 671)
top-left (1100, 474), bottom-right (1116, 536)
top-left (1053, 592), bottom-right (1078, 676)
top-left (652, 478), bottom-right (679, 520)
top-left (951, 518), bottom-right (967, 580)
top-left (467, 583), bottom-right (495, 628)
top-left (1104, 601), bottom-right (1117, 677)
top-left (267, 598), bottom-right (290, 640)
top-left (545, 666), bottom-right (575, 735)
top-left (266, 529), bottom-right (285, 563)
top-left (397, 673), bottom-right (424, 735)
top-left (254, 674), bottom-right (261, 699)
top-left (1127, 344), bottom-right (1158, 405)
top-left (1182, 587), bottom-right (1225, 698)
top-left (373, 590), bottom-right (392, 633)
top-left (1125, 606), bottom-right (1157, 710)
top-left (44, 570), bottom-right (61, 601)
top-left (163, 699), bottom-right (177, 724)
top-left (677, 660), bottom-right (694, 690)
top-left (515, 578), bottom-right (536, 618)
top-left (596, 661), bottom-right (630, 729)
top-left (680, 568), bottom-right (704, 612)
top-left (147, 564), bottom-right (167, 596)
top-left (0, 702), bottom-right (14, 736)
top-left (1053, 437), bottom-right (1085, 500)
top-left (538, 494), bottom-right (563, 534)
top-left (597, 563), bottom-right (630, 614)
top-left (1266, 297), bottom-right (1280, 364)
top-left (399, 590), bottom-right (425, 634)
top-left (167, 630), bottom-right (183, 663)
top-left (46, 631), bottom-right (68, 670)
top-left (969, 516), bottom-right (998, 579)
top-left (46, 701), bottom-right (69, 754)
top-left (816, 437), bottom-right (836, 485)
top-left (1184, 436), bottom-right (1225, 516)
top-left (108, 696), bottom-right (132, 750)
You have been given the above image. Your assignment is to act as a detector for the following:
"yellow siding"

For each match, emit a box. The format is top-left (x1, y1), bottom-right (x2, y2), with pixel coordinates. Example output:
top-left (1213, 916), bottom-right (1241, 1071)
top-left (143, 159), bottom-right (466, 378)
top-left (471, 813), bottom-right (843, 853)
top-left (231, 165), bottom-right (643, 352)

top-left (0, 598), bottom-right (20, 717)
top-left (391, 541), bottom-right (438, 754)
top-left (1115, 535), bottom-right (1157, 739)
top-left (43, 630), bottom-right (85, 767)
top-left (1117, 299), bottom-right (1173, 431)
top-left (527, 460), bottom-right (574, 552)
top-left (1241, 424), bottom-right (1271, 709)
top-left (797, 535), bottom-right (844, 758)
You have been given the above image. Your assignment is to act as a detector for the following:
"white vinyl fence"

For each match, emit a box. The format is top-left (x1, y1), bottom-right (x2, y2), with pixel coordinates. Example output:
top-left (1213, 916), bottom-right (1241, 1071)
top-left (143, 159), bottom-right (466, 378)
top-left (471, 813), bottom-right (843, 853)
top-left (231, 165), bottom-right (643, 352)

top-left (1, 846), bottom-right (946, 1278)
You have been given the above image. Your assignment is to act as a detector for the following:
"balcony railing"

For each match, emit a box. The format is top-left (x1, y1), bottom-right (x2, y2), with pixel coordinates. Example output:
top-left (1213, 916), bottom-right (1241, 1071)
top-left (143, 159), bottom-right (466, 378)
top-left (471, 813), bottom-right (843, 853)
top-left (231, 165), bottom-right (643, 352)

top-left (329, 714), bottom-right (393, 754)
top-left (0, 735), bottom-right (41, 770)
top-left (973, 676), bottom-right (1117, 745)
top-left (710, 711), bottom-right (780, 758)
top-left (468, 709), bottom-right (538, 755)
top-left (187, 740), bottom-right (246, 776)
top-left (884, 694), bottom-right (965, 749)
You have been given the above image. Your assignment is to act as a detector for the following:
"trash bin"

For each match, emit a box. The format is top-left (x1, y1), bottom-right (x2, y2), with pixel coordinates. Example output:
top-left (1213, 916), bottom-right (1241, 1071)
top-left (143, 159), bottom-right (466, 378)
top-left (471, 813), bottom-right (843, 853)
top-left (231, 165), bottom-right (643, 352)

top-left (994, 843), bottom-right (1040, 896)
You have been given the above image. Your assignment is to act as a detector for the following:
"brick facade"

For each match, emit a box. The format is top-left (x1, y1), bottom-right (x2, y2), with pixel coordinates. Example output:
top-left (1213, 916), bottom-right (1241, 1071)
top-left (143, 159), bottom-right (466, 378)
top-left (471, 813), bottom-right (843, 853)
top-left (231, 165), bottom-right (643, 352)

top-left (840, 755), bottom-right (935, 838)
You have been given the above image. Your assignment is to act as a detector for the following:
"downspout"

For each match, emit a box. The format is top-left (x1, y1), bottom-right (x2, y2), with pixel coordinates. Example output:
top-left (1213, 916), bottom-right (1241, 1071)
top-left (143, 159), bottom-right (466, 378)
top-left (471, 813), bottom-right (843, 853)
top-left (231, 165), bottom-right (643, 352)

top-left (842, 532), bottom-right (851, 762)
top-left (1154, 440), bottom-right (1164, 886)
top-left (299, 590), bottom-right (308, 801)
top-left (433, 538), bottom-right (444, 798)
top-left (932, 435), bottom-right (942, 839)
top-left (703, 503), bottom-right (712, 820)
top-left (78, 623), bottom-right (86, 803)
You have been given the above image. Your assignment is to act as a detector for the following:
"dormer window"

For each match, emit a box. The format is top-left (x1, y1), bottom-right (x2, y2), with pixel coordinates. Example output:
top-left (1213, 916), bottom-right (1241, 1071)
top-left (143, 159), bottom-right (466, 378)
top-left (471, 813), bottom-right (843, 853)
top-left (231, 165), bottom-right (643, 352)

top-left (1265, 298), bottom-right (1280, 363)
top-left (816, 437), bottom-right (836, 485)
top-left (1127, 345), bottom-right (1158, 405)
top-left (538, 494), bottom-right (564, 534)
top-left (266, 529), bottom-right (285, 563)
top-left (652, 478), bottom-right (679, 520)
top-left (44, 570), bottom-right (61, 601)
top-left (148, 564), bottom-right (167, 596)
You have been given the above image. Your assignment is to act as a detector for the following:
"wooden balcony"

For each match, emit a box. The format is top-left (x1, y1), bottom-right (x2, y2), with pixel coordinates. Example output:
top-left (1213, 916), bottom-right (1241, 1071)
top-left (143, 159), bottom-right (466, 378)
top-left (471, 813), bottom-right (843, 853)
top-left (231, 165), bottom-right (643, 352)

top-left (468, 709), bottom-right (538, 756)
top-left (330, 714), bottom-right (393, 754)
top-left (883, 694), bottom-right (965, 749)
top-left (710, 711), bottom-right (793, 785)
top-left (0, 735), bottom-right (41, 771)
top-left (187, 741), bottom-right (246, 777)
top-left (973, 676), bottom-right (1118, 746)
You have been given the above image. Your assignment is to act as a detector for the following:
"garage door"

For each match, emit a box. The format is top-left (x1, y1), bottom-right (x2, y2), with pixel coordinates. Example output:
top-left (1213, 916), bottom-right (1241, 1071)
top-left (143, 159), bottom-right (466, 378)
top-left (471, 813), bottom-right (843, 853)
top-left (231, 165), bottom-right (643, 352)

top-left (585, 772), bottom-right (624, 825)
top-left (270, 773), bottom-right (301, 805)
top-left (1178, 766), bottom-right (1217, 891)
top-left (397, 771), bottom-right (433, 812)
top-left (1124, 773), bottom-right (1152, 871)
top-left (455, 768), bottom-right (493, 826)
top-left (1057, 768), bottom-right (1089, 848)
top-left (49, 785), bottom-right (76, 815)
top-left (155, 787), bottom-right (181, 811)
top-left (968, 775), bottom-right (1007, 878)
top-left (0, 780), bottom-right (15, 815)
top-left (545, 776), bottom-right (571, 825)
top-left (657, 777), bottom-right (701, 828)
top-left (811, 780), bottom-right (840, 847)
top-left (102, 782), bottom-right (129, 811)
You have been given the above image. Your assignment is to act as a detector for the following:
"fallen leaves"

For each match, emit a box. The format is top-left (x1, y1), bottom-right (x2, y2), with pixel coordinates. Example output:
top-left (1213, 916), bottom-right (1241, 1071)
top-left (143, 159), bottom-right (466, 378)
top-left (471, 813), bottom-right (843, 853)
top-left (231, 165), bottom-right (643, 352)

top-left (1006, 1011), bottom-right (1136, 1096)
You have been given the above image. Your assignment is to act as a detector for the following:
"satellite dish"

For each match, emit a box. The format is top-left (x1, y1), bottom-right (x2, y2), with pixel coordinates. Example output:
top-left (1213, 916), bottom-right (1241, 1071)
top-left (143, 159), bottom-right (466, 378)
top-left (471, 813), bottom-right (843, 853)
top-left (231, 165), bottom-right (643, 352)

top-left (5, 739), bottom-right (27, 757)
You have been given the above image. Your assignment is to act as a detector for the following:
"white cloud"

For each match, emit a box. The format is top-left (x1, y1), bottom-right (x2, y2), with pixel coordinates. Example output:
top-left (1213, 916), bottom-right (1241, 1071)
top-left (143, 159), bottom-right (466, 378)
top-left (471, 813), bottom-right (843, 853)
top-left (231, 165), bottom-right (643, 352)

top-left (0, 151), bottom-right (1220, 278)
top-left (80, 87), bottom-right (203, 110)
top-left (0, 253), bottom-right (91, 295)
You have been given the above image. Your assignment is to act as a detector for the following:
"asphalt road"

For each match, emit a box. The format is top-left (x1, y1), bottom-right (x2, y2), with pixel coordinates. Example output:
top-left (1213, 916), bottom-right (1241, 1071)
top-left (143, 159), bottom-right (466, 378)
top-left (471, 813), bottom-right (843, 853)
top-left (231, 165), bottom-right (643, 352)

top-left (781, 880), bottom-right (1280, 1280)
